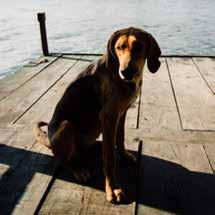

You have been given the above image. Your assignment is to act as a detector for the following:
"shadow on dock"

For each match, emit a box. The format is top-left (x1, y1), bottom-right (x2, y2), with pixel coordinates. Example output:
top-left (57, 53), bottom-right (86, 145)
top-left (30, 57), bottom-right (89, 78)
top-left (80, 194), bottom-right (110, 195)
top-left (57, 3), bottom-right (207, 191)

top-left (0, 143), bottom-right (215, 214)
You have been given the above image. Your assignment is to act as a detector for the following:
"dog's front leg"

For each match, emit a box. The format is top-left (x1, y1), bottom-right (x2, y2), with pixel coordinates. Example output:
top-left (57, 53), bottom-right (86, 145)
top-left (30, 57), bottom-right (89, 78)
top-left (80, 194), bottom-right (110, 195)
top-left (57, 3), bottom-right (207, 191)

top-left (100, 110), bottom-right (125, 203)
top-left (116, 112), bottom-right (137, 164)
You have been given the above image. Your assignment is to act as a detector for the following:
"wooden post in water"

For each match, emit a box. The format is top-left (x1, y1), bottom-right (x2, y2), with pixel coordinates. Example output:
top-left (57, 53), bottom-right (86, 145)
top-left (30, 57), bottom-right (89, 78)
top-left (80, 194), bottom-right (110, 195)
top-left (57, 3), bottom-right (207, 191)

top-left (37, 12), bottom-right (49, 56)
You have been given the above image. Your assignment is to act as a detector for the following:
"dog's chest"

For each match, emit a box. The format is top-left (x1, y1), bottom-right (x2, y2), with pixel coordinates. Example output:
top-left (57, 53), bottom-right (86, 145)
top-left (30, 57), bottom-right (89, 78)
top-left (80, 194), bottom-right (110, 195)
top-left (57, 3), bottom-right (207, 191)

top-left (118, 85), bottom-right (140, 114)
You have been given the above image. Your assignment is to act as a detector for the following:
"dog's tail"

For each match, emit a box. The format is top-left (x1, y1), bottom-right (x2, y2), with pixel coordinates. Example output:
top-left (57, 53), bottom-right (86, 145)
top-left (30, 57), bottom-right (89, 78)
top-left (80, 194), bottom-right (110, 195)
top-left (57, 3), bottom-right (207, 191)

top-left (34, 121), bottom-right (51, 149)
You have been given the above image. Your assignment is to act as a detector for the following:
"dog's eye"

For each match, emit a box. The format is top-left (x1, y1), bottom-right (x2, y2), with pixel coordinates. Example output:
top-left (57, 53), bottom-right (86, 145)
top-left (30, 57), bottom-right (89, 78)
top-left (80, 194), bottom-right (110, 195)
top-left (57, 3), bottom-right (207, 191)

top-left (117, 44), bottom-right (127, 50)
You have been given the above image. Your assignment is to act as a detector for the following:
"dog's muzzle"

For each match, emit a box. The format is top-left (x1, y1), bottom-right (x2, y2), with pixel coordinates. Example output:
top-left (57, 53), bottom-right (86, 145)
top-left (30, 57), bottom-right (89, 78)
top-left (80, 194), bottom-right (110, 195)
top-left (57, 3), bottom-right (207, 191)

top-left (119, 68), bottom-right (137, 81)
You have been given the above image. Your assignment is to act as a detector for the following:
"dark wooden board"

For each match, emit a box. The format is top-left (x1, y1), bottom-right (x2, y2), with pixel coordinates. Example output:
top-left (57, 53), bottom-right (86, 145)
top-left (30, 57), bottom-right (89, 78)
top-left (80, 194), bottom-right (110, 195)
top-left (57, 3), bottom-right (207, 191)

top-left (0, 57), bottom-right (77, 126)
top-left (137, 141), bottom-right (214, 214)
top-left (0, 56), bottom-right (58, 102)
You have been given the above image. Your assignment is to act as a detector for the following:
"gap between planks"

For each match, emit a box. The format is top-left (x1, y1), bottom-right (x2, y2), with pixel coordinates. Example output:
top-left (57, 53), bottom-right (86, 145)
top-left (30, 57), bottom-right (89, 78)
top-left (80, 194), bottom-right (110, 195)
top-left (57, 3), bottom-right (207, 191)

top-left (166, 57), bottom-right (215, 131)
top-left (0, 56), bottom-right (89, 214)
top-left (0, 55), bottom-right (61, 102)
top-left (137, 141), bottom-right (215, 215)
top-left (12, 58), bottom-right (80, 124)
top-left (1, 55), bottom-right (214, 214)
top-left (0, 56), bottom-right (78, 127)
top-left (192, 57), bottom-right (215, 94)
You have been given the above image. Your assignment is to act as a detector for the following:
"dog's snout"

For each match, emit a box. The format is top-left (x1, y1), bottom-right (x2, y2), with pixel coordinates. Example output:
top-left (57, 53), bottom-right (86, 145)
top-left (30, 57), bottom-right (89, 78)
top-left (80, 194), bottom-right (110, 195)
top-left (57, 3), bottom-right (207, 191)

top-left (120, 68), bottom-right (134, 81)
top-left (121, 68), bottom-right (131, 79)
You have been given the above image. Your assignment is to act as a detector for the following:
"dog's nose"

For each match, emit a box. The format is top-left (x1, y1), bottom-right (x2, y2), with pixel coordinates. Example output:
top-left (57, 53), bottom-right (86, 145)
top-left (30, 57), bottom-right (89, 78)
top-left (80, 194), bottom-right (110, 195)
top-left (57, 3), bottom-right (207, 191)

top-left (121, 68), bottom-right (133, 80)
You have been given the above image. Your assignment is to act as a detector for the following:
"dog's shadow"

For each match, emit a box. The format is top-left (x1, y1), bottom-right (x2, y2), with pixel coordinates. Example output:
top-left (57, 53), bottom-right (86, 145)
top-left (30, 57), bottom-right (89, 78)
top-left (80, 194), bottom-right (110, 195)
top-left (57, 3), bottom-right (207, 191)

top-left (58, 142), bottom-right (215, 214)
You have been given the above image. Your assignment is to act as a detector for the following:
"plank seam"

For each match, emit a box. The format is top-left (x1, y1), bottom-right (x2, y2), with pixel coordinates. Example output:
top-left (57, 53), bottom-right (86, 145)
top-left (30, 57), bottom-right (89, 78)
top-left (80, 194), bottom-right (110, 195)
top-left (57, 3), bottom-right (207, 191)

top-left (192, 58), bottom-right (215, 95)
top-left (165, 58), bottom-right (184, 131)
top-left (136, 88), bottom-right (142, 129)
top-left (12, 58), bottom-right (80, 124)
top-left (58, 55), bottom-right (93, 62)
top-left (134, 136), bottom-right (215, 144)
top-left (33, 162), bottom-right (61, 215)
top-left (202, 143), bottom-right (215, 174)
top-left (134, 140), bottom-right (143, 215)
top-left (183, 128), bottom-right (215, 132)
top-left (50, 53), bottom-right (215, 58)
top-left (0, 55), bottom-right (62, 103)
top-left (0, 141), bottom-right (36, 190)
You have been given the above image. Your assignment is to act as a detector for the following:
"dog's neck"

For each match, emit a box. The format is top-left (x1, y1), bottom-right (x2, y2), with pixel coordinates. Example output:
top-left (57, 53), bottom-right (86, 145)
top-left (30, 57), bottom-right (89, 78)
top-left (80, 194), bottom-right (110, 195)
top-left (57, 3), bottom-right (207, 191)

top-left (101, 55), bottom-right (142, 93)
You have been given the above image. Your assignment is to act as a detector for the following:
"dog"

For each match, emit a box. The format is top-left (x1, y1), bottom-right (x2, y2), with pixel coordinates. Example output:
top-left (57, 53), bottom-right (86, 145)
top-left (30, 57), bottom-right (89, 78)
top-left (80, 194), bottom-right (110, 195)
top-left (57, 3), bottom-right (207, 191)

top-left (34, 27), bottom-right (161, 203)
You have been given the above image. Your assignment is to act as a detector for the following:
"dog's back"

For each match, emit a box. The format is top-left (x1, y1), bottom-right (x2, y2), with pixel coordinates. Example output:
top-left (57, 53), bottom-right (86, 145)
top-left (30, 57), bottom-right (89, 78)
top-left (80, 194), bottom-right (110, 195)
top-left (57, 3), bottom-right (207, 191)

top-left (48, 60), bottom-right (106, 142)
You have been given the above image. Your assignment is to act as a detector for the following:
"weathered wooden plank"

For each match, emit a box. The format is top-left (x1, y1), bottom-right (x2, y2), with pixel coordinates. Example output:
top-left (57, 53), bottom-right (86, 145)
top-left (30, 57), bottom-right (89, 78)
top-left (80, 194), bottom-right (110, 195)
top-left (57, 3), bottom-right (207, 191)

top-left (78, 190), bottom-right (135, 215)
top-left (0, 55), bottom-right (139, 214)
top-left (39, 178), bottom-right (86, 215)
top-left (139, 58), bottom-right (180, 137)
top-left (126, 97), bottom-right (140, 129)
top-left (131, 57), bottom-right (215, 143)
top-left (0, 128), bottom-right (42, 213)
top-left (203, 143), bottom-right (215, 173)
top-left (129, 127), bottom-right (215, 146)
top-left (0, 56), bottom-right (58, 102)
top-left (193, 57), bottom-right (215, 94)
top-left (167, 58), bottom-right (215, 131)
top-left (0, 56), bottom-right (81, 214)
top-left (0, 56), bottom-right (85, 214)
top-left (1, 55), bottom-right (214, 215)
top-left (0, 57), bottom-right (103, 214)
top-left (137, 205), bottom-right (174, 215)
top-left (39, 137), bottom-right (137, 215)
top-left (0, 57), bottom-right (77, 126)
top-left (200, 130), bottom-right (215, 143)
top-left (139, 58), bottom-right (201, 142)
top-left (16, 58), bottom-right (91, 126)
top-left (0, 127), bottom-right (34, 182)
top-left (39, 181), bottom-right (135, 215)
top-left (0, 142), bottom-right (58, 215)
top-left (137, 141), bottom-right (214, 214)
top-left (0, 127), bottom-right (48, 214)
top-left (0, 58), bottom-right (91, 214)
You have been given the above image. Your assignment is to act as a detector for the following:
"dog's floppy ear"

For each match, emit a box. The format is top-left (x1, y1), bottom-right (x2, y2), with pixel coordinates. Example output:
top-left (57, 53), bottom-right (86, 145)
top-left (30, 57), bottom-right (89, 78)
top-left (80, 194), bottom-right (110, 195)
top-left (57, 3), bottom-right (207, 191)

top-left (146, 33), bottom-right (161, 73)
top-left (104, 30), bottom-right (121, 71)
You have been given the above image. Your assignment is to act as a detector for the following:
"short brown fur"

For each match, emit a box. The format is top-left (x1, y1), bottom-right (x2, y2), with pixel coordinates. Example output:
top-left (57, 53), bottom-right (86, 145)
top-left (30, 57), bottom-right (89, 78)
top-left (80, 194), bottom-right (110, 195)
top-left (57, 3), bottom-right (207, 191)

top-left (34, 27), bottom-right (161, 203)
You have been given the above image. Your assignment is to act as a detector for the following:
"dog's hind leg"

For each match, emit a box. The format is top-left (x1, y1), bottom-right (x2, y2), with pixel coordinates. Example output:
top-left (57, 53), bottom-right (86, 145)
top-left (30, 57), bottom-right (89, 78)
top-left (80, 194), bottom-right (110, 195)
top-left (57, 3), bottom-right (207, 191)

top-left (50, 120), bottom-right (79, 161)
top-left (50, 120), bottom-right (97, 183)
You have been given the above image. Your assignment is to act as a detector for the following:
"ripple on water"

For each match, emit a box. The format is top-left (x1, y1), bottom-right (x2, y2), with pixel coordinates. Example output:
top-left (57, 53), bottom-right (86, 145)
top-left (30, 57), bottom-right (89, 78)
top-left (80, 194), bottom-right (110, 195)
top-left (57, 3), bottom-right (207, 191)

top-left (0, 0), bottom-right (215, 77)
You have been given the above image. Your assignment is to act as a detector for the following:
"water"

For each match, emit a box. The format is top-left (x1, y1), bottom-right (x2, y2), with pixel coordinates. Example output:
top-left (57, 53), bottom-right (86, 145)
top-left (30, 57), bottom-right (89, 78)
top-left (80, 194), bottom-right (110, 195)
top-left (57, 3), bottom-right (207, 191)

top-left (1, 0), bottom-right (215, 79)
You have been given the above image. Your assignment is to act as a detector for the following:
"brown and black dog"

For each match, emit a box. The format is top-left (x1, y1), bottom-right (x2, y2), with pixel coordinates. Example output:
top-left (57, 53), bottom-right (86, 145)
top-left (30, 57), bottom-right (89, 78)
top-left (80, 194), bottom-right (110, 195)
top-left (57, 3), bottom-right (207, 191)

top-left (35, 27), bottom-right (161, 203)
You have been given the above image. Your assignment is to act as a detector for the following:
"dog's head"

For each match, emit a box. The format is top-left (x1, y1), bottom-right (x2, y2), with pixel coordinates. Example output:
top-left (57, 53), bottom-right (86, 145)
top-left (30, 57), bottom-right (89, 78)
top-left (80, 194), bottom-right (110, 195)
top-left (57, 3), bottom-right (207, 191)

top-left (105, 27), bottom-right (161, 81)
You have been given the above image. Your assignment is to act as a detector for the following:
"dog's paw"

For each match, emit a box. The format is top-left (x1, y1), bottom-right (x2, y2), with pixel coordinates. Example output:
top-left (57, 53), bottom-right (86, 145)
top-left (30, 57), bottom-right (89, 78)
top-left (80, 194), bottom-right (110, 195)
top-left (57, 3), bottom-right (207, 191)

top-left (120, 151), bottom-right (137, 164)
top-left (114, 188), bottom-right (126, 203)
top-left (106, 188), bottom-right (126, 203)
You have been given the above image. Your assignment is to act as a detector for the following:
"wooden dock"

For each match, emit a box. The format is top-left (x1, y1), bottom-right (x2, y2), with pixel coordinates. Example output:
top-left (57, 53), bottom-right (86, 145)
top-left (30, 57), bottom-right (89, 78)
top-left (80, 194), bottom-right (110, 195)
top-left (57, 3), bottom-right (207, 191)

top-left (0, 54), bottom-right (215, 214)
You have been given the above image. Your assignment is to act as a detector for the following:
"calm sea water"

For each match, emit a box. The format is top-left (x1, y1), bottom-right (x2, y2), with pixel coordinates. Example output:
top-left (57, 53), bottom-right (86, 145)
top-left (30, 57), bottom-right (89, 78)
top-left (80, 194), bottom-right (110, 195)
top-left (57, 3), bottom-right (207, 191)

top-left (1, 0), bottom-right (215, 79)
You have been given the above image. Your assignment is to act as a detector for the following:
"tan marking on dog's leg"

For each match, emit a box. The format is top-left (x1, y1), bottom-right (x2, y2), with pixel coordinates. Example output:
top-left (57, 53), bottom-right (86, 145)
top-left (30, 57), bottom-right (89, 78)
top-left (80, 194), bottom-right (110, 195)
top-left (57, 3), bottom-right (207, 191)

top-left (114, 188), bottom-right (126, 202)
top-left (101, 110), bottom-right (127, 203)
